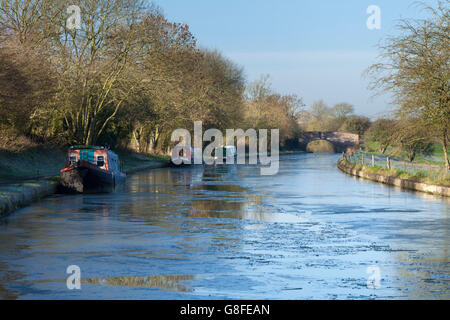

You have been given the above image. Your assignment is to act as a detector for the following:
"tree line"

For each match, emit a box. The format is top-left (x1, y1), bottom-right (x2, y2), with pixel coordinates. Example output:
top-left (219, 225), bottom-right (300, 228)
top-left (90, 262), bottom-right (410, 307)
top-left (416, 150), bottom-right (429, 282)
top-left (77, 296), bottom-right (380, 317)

top-left (298, 100), bottom-right (371, 137)
top-left (1, 1), bottom-right (447, 166)
top-left (0, 0), bottom-right (302, 154)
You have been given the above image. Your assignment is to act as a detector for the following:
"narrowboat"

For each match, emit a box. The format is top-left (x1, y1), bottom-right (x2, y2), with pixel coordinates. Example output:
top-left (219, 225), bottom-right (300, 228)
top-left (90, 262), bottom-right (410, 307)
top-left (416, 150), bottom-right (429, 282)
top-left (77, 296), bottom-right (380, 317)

top-left (59, 146), bottom-right (126, 193)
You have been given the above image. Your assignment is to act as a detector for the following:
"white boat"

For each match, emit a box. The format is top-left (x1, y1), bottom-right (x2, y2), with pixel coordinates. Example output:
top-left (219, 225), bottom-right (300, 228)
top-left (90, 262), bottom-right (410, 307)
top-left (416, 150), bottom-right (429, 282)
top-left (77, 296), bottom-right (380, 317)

top-left (171, 146), bottom-right (203, 166)
top-left (214, 146), bottom-right (237, 163)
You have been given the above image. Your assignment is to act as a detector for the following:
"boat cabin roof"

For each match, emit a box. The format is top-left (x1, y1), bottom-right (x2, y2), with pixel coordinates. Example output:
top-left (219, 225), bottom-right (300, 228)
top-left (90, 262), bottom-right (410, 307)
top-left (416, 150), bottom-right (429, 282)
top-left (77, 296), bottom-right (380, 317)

top-left (67, 146), bottom-right (120, 159)
top-left (69, 145), bottom-right (106, 150)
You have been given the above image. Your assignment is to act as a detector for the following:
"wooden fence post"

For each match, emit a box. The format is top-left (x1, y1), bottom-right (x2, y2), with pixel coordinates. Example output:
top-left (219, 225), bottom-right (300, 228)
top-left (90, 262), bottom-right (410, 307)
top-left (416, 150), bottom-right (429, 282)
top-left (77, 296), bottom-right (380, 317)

top-left (387, 157), bottom-right (391, 170)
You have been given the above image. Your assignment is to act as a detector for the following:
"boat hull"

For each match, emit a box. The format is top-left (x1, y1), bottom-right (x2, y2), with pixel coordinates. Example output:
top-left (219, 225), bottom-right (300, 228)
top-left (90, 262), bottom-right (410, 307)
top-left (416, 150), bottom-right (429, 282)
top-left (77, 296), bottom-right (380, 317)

top-left (60, 163), bottom-right (125, 193)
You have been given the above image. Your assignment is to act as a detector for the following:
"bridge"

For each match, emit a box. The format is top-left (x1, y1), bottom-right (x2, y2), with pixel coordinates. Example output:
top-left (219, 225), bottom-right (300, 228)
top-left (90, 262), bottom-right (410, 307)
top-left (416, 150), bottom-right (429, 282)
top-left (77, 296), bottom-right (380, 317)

top-left (298, 131), bottom-right (360, 153)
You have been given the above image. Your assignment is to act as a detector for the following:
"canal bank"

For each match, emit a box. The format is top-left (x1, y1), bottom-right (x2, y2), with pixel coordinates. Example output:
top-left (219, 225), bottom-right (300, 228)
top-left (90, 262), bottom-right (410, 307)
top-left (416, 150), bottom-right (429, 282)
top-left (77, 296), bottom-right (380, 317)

top-left (337, 157), bottom-right (450, 197)
top-left (0, 178), bottom-right (59, 218)
top-left (0, 158), bottom-right (170, 218)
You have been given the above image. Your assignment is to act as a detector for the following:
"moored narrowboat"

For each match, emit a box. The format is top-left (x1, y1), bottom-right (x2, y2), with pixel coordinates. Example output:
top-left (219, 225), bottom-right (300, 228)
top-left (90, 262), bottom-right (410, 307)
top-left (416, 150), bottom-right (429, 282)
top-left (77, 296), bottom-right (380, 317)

top-left (59, 146), bottom-right (126, 193)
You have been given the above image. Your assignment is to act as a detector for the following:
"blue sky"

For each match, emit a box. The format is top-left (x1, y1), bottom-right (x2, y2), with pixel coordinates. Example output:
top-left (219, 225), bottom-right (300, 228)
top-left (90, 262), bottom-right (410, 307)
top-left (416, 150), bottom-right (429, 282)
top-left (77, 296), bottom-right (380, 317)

top-left (153, 0), bottom-right (433, 118)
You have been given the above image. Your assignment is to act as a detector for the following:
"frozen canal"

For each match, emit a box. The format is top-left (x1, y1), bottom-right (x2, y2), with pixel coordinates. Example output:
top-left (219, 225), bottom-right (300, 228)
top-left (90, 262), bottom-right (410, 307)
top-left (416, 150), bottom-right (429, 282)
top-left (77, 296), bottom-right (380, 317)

top-left (0, 153), bottom-right (448, 299)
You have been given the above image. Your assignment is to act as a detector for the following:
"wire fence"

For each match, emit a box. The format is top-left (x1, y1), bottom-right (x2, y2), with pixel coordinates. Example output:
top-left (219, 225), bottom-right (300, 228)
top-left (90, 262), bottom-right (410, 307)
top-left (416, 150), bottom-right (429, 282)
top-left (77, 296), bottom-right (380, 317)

top-left (342, 152), bottom-right (450, 181)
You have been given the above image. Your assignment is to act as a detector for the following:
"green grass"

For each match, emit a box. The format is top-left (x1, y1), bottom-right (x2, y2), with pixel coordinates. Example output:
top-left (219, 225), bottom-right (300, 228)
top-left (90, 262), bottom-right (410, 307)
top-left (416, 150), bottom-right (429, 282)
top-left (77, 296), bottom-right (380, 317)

top-left (341, 158), bottom-right (450, 186)
top-left (363, 143), bottom-right (449, 166)
top-left (0, 147), bottom-right (66, 180)
top-left (116, 150), bottom-right (170, 172)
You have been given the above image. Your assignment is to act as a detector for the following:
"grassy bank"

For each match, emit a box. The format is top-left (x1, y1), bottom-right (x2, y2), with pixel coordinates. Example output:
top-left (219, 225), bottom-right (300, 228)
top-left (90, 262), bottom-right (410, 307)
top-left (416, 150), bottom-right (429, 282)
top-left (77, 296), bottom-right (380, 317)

top-left (350, 149), bottom-right (450, 186)
top-left (0, 146), bottom-right (170, 181)
top-left (0, 147), bottom-right (66, 180)
top-left (0, 178), bottom-right (60, 217)
top-left (339, 158), bottom-right (450, 188)
top-left (116, 151), bottom-right (170, 173)
top-left (364, 143), bottom-right (450, 166)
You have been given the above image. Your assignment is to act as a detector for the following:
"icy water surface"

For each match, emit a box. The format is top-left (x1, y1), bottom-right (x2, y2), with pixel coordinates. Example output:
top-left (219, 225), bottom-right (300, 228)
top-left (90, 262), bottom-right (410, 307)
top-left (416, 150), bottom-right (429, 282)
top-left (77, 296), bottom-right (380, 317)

top-left (0, 153), bottom-right (448, 299)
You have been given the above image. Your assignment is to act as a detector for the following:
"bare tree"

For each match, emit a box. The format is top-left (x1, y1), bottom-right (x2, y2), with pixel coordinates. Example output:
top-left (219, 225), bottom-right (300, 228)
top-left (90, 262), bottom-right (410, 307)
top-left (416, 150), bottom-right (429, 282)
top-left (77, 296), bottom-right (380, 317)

top-left (366, 1), bottom-right (449, 169)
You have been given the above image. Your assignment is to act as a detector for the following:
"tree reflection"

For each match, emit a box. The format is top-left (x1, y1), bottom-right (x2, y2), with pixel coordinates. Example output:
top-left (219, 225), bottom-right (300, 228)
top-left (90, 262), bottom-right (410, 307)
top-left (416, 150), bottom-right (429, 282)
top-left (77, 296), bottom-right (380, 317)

top-left (83, 274), bottom-right (194, 292)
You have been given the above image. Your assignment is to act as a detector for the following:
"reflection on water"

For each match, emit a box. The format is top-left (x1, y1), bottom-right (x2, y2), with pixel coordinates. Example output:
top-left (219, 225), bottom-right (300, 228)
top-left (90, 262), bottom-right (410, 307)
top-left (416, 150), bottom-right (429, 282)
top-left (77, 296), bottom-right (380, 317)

top-left (83, 275), bottom-right (195, 292)
top-left (0, 153), bottom-right (448, 299)
top-left (394, 253), bottom-right (449, 299)
top-left (1, 274), bottom-right (195, 296)
top-left (0, 262), bottom-right (24, 300)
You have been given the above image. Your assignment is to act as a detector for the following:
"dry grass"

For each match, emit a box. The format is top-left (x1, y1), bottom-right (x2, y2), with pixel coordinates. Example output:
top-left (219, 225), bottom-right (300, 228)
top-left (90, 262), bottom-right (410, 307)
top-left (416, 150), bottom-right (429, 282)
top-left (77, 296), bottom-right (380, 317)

top-left (0, 129), bottom-right (39, 152)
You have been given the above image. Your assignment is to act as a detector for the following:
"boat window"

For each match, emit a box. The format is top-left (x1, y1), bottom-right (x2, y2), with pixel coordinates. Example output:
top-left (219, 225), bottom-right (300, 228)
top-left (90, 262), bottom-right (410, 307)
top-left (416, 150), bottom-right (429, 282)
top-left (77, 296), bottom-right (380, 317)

top-left (97, 156), bottom-right (105, 167)
top-left (69, 155), bottom-right (77, 165)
